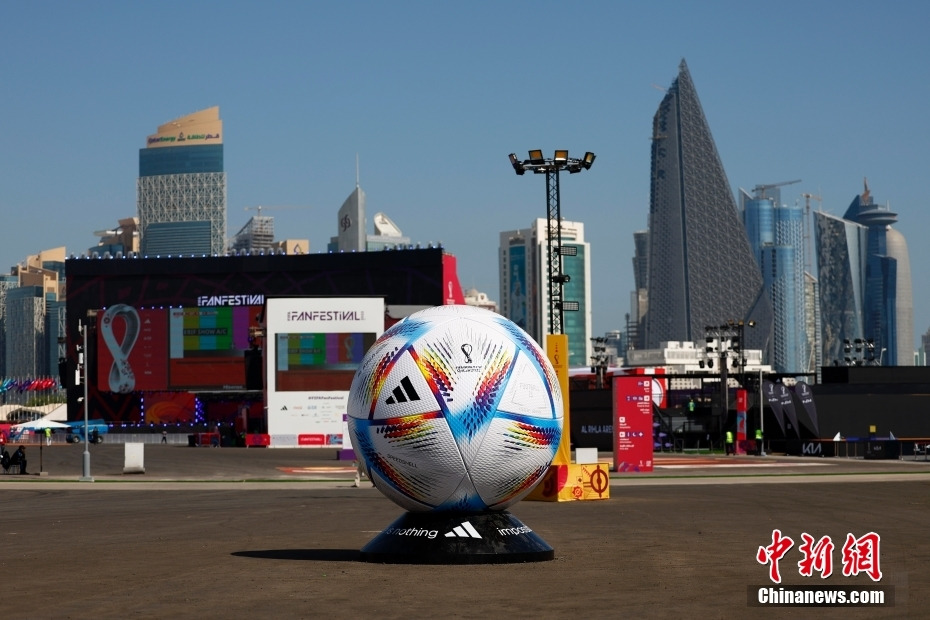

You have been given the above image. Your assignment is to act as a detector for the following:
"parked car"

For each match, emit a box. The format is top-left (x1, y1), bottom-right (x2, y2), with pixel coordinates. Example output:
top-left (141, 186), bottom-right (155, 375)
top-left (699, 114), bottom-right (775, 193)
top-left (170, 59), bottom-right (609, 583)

top-left (65, 420), bottom-right (108, 444)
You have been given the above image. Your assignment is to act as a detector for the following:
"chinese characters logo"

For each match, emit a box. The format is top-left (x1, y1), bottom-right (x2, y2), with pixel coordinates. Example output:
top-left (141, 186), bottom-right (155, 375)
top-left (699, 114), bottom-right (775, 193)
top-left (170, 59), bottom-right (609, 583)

top-left (757, 530), bottom-right (882, 583)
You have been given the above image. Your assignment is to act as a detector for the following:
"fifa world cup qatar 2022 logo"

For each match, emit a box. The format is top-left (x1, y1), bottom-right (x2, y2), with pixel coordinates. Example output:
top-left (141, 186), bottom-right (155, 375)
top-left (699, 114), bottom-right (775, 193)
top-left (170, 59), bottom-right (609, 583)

top-left (100, 304), bottom-right (140, 394)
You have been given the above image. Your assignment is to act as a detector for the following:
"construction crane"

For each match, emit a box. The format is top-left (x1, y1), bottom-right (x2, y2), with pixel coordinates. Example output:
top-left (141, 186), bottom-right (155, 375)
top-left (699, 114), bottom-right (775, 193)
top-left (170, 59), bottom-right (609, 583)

top-left (752, 179), bottom-right (802, 200)
top-left (800, 192), bottom-right (823, 213)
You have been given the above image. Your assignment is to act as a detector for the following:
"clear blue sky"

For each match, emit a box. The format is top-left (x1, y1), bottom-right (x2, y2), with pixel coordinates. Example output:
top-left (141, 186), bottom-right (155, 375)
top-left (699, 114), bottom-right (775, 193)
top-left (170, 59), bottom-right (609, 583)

top-left (2, 1), bottom-right (928, 347)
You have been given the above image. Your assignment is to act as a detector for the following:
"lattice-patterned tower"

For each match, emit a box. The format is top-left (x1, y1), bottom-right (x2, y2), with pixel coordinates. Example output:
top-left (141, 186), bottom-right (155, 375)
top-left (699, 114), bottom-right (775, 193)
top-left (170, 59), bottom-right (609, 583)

top-left (137, 107), bottom-right (227, 257)
top-left (644, 60), bottom-right (772, 355)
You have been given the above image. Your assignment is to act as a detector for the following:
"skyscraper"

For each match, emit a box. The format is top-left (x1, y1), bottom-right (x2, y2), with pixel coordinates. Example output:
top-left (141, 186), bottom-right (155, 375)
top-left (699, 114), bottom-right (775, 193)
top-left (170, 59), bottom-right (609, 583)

top-left (137, 107), bottom-right (227, 256)
top-left (499, 218), bottom-right (591, 367)
top-left (628, 230), bottom-right (648, 351)
top-left (0, 273), bottom-right (20, 377)
top-left (813, 210), bottom-right (866, 365)
top-left (327, 182), bottom-right (410, 252)
top-left (643, 60), bottom-right (772, 352)
top-left (332, 184), bottom-right (367, 252)
top-left (741, 187), bottom-right (808, 373)
top-left (815, 181), bottom-right (913, 366)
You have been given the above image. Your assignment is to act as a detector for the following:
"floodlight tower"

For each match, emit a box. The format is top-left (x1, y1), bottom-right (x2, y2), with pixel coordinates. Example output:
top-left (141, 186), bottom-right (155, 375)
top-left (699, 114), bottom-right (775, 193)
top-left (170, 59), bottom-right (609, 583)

top-left (508, 150), bottom-right (595, 335)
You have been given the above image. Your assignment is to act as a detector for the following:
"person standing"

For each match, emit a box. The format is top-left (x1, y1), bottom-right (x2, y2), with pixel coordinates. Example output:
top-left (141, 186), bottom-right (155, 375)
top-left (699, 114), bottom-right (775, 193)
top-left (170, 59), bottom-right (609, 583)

top-left (45, 427), bottom-right (52, 446)
top-left (755, 428), bottom-right (763, 456)
top-left (12, 445), bottom-right (27, 474)
top-left (725, 430), bottom-right (734, 455)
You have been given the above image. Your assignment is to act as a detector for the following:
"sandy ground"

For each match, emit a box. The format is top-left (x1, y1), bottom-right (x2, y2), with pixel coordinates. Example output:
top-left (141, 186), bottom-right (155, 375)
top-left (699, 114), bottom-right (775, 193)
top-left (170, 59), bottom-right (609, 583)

top-left (1, 443), bottom-right (927, 619)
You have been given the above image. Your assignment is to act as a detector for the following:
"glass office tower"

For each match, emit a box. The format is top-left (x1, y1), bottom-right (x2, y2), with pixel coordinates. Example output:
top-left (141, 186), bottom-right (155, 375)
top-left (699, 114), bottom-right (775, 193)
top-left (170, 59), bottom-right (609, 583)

top-left (741, 190), bottom-right (808, 373)
top-left (814, 211), bottom-right (867, 366)
top-left (816, 182), bottom-right (913, 366)
top-left (499, 219), bottom-right (591, 367)
top-left (138, 107), bottom-right (227, 257)
top-left (643, 60), bottom-right (772, 354)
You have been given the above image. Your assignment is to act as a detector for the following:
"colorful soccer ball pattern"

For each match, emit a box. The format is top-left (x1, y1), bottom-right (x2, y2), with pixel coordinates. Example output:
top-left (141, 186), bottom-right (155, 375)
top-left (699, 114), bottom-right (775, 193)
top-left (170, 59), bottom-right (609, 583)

top-left (347, 305), bottom-right (563, 512)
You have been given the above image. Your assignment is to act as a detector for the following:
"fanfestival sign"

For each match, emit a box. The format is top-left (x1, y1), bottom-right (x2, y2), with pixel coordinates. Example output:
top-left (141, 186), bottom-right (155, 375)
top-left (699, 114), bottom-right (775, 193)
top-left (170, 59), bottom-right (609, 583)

top-left (264, 297), bottom-right (384, 447)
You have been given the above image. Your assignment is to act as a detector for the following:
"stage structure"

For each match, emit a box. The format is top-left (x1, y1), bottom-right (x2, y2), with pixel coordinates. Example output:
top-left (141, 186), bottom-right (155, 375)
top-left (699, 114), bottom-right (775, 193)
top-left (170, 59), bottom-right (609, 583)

top-left (64, 249), bottom-right (465, 431)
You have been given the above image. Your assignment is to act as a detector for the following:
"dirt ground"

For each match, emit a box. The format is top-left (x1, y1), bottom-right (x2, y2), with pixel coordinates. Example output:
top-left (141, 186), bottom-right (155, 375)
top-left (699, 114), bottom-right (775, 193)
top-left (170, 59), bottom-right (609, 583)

top-left (1, 443), bottom-right (927, 619)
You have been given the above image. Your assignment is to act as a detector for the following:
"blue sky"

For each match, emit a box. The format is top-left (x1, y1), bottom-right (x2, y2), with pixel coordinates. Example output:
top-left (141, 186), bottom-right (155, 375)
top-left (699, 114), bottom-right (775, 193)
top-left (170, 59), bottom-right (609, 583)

top-left (2, 1), bottom-right (928, 347)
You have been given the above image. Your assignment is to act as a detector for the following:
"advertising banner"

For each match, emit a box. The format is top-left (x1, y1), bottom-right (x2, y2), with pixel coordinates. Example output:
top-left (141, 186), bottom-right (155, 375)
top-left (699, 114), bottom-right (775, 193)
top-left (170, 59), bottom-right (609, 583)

top-left (777, 383), bottom-right (800, 438)
top-left (763, 381), bottom-right (786, 435)
top-left (547, 334), bottom-right (571, 466)
top-left (612, 376), bottom-right (654, 472)
top-left (736, 389), bottom-right (747, 455)
top-left (264, 297), bottom-right (384, 447)
top-left (792, 381), bottom-right (820, 437)
top-left (524, 463), bottom-right (611, 501)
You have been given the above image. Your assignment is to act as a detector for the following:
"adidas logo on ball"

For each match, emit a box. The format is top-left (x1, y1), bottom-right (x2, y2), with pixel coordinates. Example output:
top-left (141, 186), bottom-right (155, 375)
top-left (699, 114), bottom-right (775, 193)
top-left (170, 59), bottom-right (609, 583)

top-left (385, 376), bottom-right (420, 404)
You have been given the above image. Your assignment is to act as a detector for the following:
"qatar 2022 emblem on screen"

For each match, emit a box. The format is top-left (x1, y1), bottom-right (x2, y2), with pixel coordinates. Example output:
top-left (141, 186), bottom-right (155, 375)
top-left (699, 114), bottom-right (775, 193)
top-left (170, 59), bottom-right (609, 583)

top-left (347, 304), bottom-right (563, 563)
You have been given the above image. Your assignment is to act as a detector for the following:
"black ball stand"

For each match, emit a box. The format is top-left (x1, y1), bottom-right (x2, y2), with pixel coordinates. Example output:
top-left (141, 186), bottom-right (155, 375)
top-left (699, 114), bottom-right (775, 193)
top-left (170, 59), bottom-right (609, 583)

top-left (360, 510), bottom-right (554, 564)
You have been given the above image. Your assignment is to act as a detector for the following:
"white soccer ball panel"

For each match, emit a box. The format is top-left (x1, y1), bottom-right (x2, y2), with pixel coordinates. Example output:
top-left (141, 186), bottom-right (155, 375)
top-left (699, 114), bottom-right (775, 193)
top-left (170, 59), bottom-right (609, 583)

top-left (347, 413), bottom-right (466, 512)
top-left (496, 350), bottom-right (561, 419)
top-left (469, 414), bottom-right (563, 508)
top-left (368, 348), bottom-right (443, 420)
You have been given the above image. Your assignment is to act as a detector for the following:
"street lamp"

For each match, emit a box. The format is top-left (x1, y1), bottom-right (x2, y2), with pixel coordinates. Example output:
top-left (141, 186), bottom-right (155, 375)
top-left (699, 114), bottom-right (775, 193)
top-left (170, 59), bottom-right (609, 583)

top-left (590, 336), bottom-right (608, 389)
top-left (79, 310), bottom-right (97, 482)
top-left (508, 149), bottom-right (595, 335)
top-left (731, 319), bottom-right (755, 382)
top-left (704, 324), bottom-right (733, 440)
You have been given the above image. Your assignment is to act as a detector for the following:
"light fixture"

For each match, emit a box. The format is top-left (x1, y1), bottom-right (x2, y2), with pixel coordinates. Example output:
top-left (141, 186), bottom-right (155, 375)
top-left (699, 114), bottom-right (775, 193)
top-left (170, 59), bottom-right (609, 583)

top-left (508, 147), bottom-right (594, 334)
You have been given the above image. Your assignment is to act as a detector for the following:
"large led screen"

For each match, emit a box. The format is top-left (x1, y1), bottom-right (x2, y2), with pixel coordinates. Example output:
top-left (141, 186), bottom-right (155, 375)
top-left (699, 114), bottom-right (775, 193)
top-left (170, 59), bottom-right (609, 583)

top-left (275, 332), bottom-right (377, 391)
top-left (168, 306), bottom-right (261, 389)
top-left (96, 304), bottom-right (263, 392)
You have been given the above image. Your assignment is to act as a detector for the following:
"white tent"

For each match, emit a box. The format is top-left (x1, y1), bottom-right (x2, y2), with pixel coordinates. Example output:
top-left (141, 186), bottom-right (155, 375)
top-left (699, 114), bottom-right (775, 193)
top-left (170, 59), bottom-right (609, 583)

top-left (12, 418), bottom-right (70, 431)
top-left (11, 418), bottom-right (71, 474)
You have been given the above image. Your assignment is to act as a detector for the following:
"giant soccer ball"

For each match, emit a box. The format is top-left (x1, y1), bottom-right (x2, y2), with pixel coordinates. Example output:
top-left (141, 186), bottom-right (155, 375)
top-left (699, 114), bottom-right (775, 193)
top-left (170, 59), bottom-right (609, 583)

top-left (347, 305), bottom-right (563, 512)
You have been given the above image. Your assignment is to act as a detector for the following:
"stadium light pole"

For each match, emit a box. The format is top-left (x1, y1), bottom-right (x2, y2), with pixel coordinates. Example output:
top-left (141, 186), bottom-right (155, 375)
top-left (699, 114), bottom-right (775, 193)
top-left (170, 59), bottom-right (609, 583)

top-left (508, 150), bottom-right (595, 335)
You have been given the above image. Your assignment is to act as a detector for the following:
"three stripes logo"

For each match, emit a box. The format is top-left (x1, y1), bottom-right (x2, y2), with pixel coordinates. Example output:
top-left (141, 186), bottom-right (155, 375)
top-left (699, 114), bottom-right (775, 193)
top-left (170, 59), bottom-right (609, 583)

top-left (445, 521), bottom-right (482, 539)
top-left (385, 376), bottom-right (421, 405)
